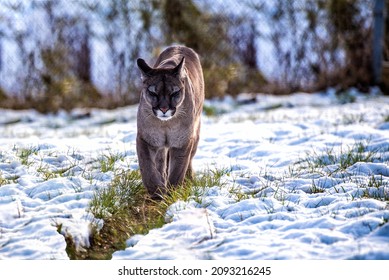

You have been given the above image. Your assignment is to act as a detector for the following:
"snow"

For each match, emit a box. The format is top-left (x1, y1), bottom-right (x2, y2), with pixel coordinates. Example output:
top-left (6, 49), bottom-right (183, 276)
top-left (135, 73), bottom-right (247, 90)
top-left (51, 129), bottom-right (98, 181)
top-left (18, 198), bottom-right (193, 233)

top-left (0, 89), bottom-right (389, 260)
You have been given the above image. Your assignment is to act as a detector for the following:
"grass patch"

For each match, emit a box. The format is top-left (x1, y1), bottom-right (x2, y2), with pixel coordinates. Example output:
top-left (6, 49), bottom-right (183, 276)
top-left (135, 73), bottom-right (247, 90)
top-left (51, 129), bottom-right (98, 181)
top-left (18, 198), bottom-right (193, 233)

top-left (202, 104), bottom-right (229, 117)
top-left (360, 175), bottom-right (389, 202)
top-left (299, 140), bottom-right (381, 175)
top-left (16, 146), bottom-right (40, 166)
top-left (98, 151), bottom-right (125, 173)
top-left (309, 181), bottom-right (326, 194)
top-left (0, 172), bottom-right (8, 186)
top-left (336, 90), bottom-right (357, 104)
top-left (0, 171), bottom-right (19, 186)
top-left (161, 167), bottom-right (230, 212)
top-left (63, 167), bottom-right (229, 259)
top-left (203, 104), bottom-right (218, 117)
top-left (37, 164), bottom-right (78, 181)
top-left (297, 141), bottom-right (389, 202)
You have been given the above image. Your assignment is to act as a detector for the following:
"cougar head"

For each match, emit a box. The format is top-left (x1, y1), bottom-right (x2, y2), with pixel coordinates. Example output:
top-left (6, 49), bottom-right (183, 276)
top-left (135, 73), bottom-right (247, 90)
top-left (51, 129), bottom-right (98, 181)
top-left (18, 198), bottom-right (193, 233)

top-left (137, 57), bottom-right (186, 121)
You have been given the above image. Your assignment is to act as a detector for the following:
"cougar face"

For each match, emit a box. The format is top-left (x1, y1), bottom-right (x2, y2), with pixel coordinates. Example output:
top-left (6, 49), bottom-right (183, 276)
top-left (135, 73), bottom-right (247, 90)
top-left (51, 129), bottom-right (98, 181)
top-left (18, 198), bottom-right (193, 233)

top-left (137, 58), bottom-right (185, 121)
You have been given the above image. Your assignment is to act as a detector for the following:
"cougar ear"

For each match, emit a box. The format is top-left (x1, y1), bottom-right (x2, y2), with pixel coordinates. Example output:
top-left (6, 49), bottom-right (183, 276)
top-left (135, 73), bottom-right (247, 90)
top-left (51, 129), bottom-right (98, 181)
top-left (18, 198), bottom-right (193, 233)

top-left (137, 58), bottom-right (153, 78)
top-left (172, 57), bottom-right (185, 79)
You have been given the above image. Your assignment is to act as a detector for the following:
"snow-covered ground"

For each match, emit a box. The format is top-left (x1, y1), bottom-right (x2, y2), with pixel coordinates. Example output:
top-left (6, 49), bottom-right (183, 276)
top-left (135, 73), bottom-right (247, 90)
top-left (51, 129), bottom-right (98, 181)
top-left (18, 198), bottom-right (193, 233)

top-left (0, 89), bottom-right (388, 259)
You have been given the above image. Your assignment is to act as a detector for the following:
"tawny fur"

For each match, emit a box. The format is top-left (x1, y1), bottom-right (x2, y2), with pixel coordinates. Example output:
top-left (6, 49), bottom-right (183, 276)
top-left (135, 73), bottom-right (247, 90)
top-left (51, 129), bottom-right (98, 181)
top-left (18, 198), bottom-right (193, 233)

top-left (136, 46), bottom-right (204, 199)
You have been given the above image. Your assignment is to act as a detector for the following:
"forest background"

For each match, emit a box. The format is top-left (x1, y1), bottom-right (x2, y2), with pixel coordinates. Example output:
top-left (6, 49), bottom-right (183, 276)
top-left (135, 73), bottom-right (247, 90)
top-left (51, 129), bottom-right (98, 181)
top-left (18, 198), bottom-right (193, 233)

top-left (0, 0), bottom-right (388, 113)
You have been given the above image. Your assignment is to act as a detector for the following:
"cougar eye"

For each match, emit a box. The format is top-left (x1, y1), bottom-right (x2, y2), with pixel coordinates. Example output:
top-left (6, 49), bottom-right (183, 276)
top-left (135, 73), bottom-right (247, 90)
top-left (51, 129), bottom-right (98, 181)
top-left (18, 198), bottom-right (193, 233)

top-left (147, 85), bottom-right (157, 97)
top-left (171, 87), bottom-right (181, 97)
top-left (148, 91), bottom-right (157, 97)
top-left (171, 90), bottom-right (180, 97)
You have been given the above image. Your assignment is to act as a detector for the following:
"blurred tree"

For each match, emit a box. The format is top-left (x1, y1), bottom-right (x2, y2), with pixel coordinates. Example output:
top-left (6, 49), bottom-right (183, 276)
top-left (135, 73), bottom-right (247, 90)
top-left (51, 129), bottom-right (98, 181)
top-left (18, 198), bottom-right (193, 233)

top-left (161, 0), bottom-right (266, 97)
top-left (256, 0), bottom-right (374, 94)
top-left (300, 0), bottom-right (347, 91)
top-left (83, 0), bottom-right (160, 105)
top-left (382, 0), bottom-right (389, 93)
top-left (228, 15), bottom-right (267, 95)
top-left (385, 0), bottom-right (389, 62)
top-left (37, 1), bottom-right (101, 113)
top-left (0, 30), bottom-right (6, 103)
top-left (2, 1), bottom-right (42, 102)
top-left (76, 24), bottom-right (92, 83)
top-left (328, 0), bottom-right (373, 91)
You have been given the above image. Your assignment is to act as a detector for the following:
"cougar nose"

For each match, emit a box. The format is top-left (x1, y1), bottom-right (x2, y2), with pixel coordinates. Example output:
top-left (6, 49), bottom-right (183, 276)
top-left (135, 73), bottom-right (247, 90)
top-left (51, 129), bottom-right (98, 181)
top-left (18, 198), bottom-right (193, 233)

top-left (160, 107), bottom-right (169, 113)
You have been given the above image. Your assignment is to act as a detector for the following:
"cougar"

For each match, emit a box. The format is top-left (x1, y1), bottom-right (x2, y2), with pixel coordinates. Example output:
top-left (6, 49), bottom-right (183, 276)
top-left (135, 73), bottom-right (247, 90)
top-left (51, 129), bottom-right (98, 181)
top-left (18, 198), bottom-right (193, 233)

top-left (136, 46), bottom-right (204, 199)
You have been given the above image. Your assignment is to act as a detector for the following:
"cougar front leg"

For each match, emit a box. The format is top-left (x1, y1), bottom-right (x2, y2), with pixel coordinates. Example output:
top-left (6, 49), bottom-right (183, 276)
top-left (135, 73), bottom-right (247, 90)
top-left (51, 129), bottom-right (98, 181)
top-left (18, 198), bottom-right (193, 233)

top-left (168, 143), bottom-right (194, 187)
top-left (155, 147), bottom-right (168, 183)
top-left (136, 136), bottom-right (166, 198)
top-left (185, 134), bottom-right (200, 180)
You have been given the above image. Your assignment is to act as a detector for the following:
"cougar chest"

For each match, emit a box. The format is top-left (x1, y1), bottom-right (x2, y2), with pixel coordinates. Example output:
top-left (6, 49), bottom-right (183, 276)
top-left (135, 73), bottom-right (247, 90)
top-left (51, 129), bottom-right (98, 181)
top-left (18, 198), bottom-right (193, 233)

top-left (140, 119), bottom-right (189, 149)
top-left (165, 123), bottom-right (190, 148)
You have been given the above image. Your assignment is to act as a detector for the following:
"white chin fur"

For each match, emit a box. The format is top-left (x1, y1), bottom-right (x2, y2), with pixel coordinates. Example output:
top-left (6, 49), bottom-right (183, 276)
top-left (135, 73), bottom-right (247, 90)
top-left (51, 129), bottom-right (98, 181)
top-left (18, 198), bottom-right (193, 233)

top-left (158, 116), bottom-right (173, 121)
top-left (156, 110), bottom-right (173, 121)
